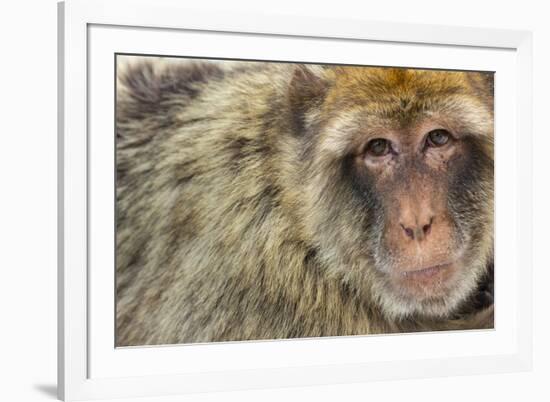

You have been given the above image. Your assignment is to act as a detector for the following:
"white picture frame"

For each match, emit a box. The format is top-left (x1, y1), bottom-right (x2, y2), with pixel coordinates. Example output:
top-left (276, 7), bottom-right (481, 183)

top-left (58, 0), bottom-right (533, 400)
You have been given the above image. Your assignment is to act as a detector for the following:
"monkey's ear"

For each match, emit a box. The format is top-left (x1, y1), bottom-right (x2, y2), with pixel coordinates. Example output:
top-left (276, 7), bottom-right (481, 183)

top-left (288, 65), bottom-right (330, 133)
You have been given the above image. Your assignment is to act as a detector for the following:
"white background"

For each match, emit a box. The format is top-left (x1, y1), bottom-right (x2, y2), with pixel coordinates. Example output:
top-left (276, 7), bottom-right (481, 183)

top-left (0, 0), bottom-right (547, 401)
top-left (89, 26), bottom-right (518, 380)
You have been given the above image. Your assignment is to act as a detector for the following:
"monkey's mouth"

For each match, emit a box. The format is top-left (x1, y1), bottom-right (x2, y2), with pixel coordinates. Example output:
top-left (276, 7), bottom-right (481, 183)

top-left (401, 263), bottom-right (452, 279)
top-left (392, 262), bottom-right (457, 297)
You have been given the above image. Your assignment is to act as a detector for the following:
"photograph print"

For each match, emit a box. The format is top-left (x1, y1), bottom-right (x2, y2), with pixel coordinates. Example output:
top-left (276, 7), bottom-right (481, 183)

top-left (115, 55), bottom-right (494, 347)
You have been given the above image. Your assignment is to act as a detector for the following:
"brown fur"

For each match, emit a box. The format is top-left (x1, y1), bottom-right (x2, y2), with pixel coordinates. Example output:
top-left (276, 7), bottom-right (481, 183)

top-left (116, 56), bottom-right (494, 346)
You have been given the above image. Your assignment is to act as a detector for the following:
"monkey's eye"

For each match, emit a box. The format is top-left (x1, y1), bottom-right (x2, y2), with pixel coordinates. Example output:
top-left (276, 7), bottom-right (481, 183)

top-left (365, 138), bottom-right (391, 157)
top-left (426, 129), bottom-right (451, 147)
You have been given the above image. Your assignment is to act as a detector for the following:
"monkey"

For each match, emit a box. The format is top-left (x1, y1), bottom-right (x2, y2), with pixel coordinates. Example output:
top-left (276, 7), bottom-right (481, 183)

top-left (115, 56), bottom-right (494, 346)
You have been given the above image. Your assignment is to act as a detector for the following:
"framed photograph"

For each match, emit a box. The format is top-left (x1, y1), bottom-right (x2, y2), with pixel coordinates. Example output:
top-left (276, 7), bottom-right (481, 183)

top-left (58, 0), bottom-right (533, 400)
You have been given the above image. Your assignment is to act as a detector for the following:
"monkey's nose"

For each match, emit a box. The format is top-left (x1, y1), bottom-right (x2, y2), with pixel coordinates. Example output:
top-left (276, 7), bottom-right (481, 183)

top-left (400, 216), bottom-right (434, 241)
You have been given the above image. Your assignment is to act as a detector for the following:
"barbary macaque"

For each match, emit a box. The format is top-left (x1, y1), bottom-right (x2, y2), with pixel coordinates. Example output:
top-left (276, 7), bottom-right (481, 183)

top-left (116, 57), bottom-right (494, 346)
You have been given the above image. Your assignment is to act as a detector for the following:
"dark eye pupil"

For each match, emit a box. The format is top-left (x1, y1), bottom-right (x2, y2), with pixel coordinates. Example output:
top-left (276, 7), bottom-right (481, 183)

top-left (367, 139), bottom-right (390, 156)
top-left (428, 130), bottom-right (450, 146)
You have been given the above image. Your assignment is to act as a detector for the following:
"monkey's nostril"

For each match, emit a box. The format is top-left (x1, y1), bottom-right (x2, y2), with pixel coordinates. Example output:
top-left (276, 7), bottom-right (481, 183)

top-left (423, 217), bottom-right (434, 235)
top-left (401, 217), bottom-right (433, 241)
top-left (423, 224), bottom-right (431, 235)
top-left (400, 224), bottom-right (415, 239)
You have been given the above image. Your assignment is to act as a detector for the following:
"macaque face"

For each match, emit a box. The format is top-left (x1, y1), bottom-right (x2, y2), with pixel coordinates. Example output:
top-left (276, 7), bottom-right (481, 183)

top-left (357, 121), bottom-right (472, 301)
top-left (301, 67), bottom-right (494, 319)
